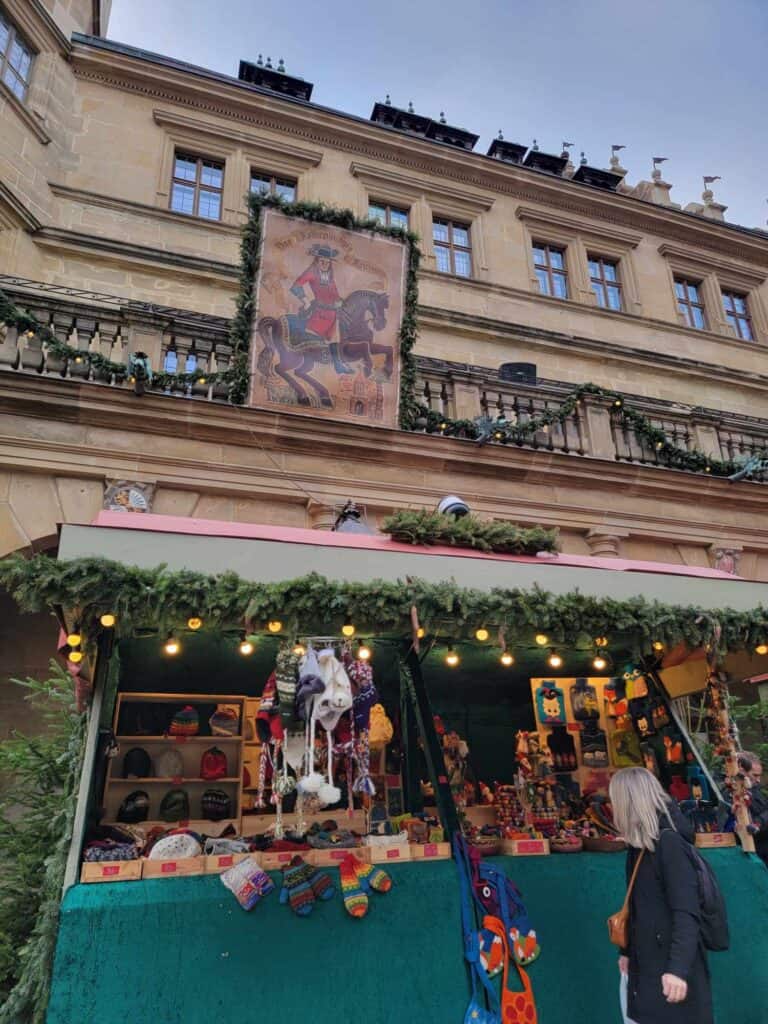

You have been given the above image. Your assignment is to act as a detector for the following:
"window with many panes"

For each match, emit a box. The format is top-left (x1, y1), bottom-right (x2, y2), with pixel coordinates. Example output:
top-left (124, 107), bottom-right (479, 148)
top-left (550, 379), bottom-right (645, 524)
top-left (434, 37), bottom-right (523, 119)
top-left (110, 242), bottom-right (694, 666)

top-left (588, 256), bottom-right (622, 311)
top-left (0, 8), bottom-right (33, 101)
top-left (674, 277), bottom-right (707, 330)
top-left (433, 219), bottom-right (472, 277)
top-left (250, 171), bottom-right (296, 202)
top-left (722, 290), bottom-right (753, 341)
top-left (170, 153), bottom-right (224, 220)
top-left (369, 201), bottom-right (409, 230)
top-left (533, 243), bottom-right (568, 299)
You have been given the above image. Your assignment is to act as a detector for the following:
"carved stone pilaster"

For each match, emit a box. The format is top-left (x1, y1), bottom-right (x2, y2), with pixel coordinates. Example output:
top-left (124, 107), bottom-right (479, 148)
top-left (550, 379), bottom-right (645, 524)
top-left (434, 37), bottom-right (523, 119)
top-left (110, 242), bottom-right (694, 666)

top-left (585, 528), bottom-right (629, 559)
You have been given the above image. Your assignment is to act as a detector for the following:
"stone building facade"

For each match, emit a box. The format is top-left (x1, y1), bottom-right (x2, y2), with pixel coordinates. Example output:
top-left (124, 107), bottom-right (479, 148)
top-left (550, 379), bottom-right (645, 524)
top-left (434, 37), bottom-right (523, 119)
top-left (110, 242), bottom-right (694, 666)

top-left (2, 1), bottom-right (768, 724)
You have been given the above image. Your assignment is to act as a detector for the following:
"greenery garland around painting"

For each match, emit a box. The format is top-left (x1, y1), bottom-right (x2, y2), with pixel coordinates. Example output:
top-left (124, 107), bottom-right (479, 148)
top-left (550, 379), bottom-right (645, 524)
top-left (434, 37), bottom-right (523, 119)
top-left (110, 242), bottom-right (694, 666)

top-left (2, 553), bottom-right (767, 662)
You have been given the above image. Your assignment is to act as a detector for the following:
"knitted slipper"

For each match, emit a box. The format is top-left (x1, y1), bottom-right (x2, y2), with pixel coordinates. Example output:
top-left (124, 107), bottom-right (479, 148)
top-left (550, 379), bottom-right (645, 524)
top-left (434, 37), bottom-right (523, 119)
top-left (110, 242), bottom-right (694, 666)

top-left (309, 866), bottom-right (336, 901)
top-left (354, 858), bottom-right (392, 894)
top-left (339, 853), bottom-right (368, 918)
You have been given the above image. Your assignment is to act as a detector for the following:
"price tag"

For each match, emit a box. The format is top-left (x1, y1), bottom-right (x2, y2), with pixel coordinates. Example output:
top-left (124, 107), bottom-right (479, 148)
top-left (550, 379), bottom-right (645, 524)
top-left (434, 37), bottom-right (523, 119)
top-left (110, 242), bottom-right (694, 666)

top-left (386, 848), bottom-right (401, 860)
top-left (423, 843), bottom-right (438, 857)
top-left (161, 862), bottom-right (178, 874)
top-left (102, 865), bottom-right (119, 877)
top-left (219, 855), bottom-right (234, 867)
top-left (567, 722), bottom-right (583, 732)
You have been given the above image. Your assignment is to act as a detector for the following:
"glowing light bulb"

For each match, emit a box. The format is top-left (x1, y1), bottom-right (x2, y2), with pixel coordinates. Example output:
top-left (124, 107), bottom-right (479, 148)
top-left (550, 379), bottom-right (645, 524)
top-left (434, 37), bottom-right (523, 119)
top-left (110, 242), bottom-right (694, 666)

top-left (535, 633), bottom-right (549, 647)
top-left (164, 636), bottom-right (180, 656)
top-left (66, 631), bottom-right (82, 648)
top-left (357, 643), bottom-right (372, 661)
top-left (267, 620), bottom-right (283, 633)
top-left (239, 639), bottom-right (254, 656)
top-left (756, 643), bottom-right (768, 656)
top-left (547, 649), bottom-right (563, 669)
top-left (592, 655), bottom-right (607, 672)
top-left (293, 643), bottom-right (306, 657)
top-left (100, 613), bottom-right (116, 628)
top-left (187, 617), bottom-right (202, 631)
top-left (342, 622), bottom-right (355, 638)
top-left (594, 636), bottom-right (608, 648)
top-left (416, 627), bottom-right (426, 639)
top-left (475, 627), bottom-right (490, 642)
top-left (651, 641), bottom-right (665, 652)
top-left (445, 647), bottom-right (460, 668)
top-left (500, 651), bottom-right (514, 667)
top-left (68, 650), bottom-right (84, 663)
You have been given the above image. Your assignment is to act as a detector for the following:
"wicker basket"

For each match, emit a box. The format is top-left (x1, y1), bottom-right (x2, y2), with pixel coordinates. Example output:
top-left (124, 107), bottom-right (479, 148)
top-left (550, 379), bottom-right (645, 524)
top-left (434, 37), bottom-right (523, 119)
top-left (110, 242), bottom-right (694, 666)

top-left (582, 835), bottom-right (626, 853)
top-left (469, 837), bottom-right (502, 857)
top-left (550, 836), bottom-right (584, 854)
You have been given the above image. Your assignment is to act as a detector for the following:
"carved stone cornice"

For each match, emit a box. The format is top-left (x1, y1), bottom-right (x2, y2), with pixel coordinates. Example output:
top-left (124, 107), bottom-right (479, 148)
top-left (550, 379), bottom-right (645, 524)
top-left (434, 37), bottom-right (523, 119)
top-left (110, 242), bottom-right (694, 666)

top-left (70, 38), bottom-right (768, 268)
top-left (0, 181), bottom-right (42, 231)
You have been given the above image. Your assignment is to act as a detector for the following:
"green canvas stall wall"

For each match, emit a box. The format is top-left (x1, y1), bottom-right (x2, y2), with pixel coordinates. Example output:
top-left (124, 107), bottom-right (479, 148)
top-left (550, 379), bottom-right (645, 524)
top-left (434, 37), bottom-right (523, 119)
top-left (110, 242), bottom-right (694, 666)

top-left (47, 851), bottom-right (768, 1024)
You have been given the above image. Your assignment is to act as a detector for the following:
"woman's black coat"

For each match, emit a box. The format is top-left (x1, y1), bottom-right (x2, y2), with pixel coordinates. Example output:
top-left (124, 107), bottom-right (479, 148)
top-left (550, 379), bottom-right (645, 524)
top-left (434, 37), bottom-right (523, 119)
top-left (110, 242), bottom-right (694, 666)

top-left (623, 812), bottom-right (713, 1024)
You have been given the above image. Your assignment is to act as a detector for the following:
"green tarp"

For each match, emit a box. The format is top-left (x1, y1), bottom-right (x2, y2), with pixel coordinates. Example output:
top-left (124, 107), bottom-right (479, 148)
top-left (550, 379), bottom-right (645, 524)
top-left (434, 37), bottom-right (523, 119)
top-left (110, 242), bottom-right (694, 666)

top-left (47, 851), bottom-right (768, 1024)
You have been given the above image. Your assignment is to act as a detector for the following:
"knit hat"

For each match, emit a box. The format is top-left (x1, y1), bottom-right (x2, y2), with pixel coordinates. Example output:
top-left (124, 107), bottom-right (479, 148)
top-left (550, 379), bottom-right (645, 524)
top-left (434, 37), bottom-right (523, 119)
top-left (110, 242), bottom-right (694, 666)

top-left (147, 832), bottom-right (202, 860)
top-left (275, 644), bottom-right (301, 728)
top-left (122, 747), bottom-right (152, 779)
top-left (169, 705), bottom-right (199, 736)
top-left (155, 747), bottom-right (184, 779)
top-left (314, 648), bottom-right (353, 732)
top-left (209, 705), bottom-right (240, 737)
top-left (117, 790), bottom-right (150, 824)
top-left (201, 788), bottom-right (232, 821)
top-left (256, 673), bottom-right (284, 743)
top-left (349, 660), bottom-right (378, 732)
top-left (200, 746), bottom-right (228, 781)
top-left (159, 788), bottom-right (190, 822)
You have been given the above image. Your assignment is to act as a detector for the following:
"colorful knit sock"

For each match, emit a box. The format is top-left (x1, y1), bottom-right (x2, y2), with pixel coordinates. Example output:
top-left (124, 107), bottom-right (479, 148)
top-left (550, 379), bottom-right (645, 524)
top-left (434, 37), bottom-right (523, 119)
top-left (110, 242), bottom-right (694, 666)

top-left (309, 866), bottom-right (336, 901)
top-left (354, 858), bottom-right (392, 894)
top-left (339, 854), bottom-right (368, 918)
top-left (279, 856), bottom-right (316, 916)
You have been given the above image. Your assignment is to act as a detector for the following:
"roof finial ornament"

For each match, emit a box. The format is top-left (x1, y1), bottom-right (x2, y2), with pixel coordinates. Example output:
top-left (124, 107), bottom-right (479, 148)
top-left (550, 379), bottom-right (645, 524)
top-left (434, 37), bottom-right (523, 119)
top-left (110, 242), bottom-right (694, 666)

top-left (532, 138), bottom-right (539, 151)
top-left (702, 175), bottom-right (722, 204)
top-left (265, 55), bottom-right (273, 69)
top-left (277, 57), bottom-right (285, 73)
top-left (610, 144), bottom-right (626, 172)
top-left (385, 93), bottom-right (392, 105)
top-left (439, 111), bottom-right (447, 124)
top-left (560, 140), bottom-right (574, 159)
top-left (579, 151), bottom-right (588, 166)
top-left (497, 129), bottom-right (504, 140)
top-left (256, 54), bottom-right (264, 67)
top-left (652, 156), bottom-right (668, 181)
top-left (407, 100), bottom-right (414, 114)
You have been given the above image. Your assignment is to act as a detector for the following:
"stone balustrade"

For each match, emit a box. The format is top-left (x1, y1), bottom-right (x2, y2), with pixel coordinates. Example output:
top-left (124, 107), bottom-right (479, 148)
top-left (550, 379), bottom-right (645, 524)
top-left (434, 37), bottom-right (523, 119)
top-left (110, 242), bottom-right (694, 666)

top-left (2, 278), bottom-right (768, 474)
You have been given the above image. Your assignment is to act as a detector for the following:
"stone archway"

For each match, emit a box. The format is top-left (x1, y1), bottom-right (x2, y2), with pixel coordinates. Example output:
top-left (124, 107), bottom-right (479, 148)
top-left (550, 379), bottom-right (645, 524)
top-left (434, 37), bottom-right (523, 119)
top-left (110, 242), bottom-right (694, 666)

top-left (0, 471), bottom-right (104, 557)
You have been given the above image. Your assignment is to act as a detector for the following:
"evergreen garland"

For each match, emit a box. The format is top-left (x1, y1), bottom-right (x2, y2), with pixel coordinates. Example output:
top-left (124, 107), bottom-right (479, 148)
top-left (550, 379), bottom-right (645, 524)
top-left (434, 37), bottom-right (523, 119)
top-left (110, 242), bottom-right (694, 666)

top-left (382, 509), bottom-right (558, 554)
top-left (415, 382), bottom-right (766, 479)
top-left (230, 193), bottom-right (422, 424)
top-left (2, 553), bottom-right (767, 659)
top-left (0, 663), bottom-right (86, 1024)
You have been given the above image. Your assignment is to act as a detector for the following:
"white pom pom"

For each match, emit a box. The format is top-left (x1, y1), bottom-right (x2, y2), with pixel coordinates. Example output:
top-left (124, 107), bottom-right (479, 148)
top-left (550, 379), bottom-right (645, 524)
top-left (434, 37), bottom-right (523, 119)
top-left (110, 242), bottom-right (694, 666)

top-left (317, 783), bottom-right (341, 807)
top-left (298, 772), bottom-right (324, 794)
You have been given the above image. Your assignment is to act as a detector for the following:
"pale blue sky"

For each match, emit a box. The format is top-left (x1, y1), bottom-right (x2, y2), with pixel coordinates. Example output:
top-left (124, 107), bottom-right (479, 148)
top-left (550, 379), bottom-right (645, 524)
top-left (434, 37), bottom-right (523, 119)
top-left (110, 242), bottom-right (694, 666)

top-left (109, 0), bottom-right (767, 229)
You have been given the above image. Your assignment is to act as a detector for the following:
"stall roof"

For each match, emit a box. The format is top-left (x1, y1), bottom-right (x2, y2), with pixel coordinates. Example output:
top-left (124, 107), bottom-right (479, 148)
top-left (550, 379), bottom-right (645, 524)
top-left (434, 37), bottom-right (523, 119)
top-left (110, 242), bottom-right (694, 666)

top-left (55, 512), bottom-right (768, 612)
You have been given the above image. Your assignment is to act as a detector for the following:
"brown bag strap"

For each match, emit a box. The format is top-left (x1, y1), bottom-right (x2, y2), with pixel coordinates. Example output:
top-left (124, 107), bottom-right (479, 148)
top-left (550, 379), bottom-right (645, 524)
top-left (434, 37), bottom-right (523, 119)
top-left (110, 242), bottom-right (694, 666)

top-left (621, 849), bottom-right (645, 912)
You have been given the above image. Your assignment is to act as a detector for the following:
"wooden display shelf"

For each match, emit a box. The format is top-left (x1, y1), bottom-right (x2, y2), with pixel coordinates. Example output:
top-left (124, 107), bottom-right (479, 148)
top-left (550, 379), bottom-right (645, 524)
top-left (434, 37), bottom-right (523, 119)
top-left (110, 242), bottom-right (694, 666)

top-left (205, 852), bottom-right (256, 873)
top-left (101, 817), bottom-right (240, 833)
top-left (143, 855), bottom-right (206, 878)
top-left (81, 860), bottom-right (143, 883)
top-left (117, 735), bottom-right (243, 743)
top-left (109, 777), bottom-right (241, 785)
top-left (409, 842), bottom-right (452, 860)
top-left (695, 832), bottom-right (736, 848)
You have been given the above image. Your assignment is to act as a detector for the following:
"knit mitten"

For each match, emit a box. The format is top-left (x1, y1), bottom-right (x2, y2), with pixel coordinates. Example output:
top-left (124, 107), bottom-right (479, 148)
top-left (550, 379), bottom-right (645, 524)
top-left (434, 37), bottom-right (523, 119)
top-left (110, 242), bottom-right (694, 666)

top-left (354, 858), bottom-right (392, 894)
top-left (275, 646), bottom-right (300, 728)
top-left (279, 856), bottom-right (316, 916)
top-left (309, 866), bottom-right (335, 901)
top-left (339, 853), bottom-right (368, 918)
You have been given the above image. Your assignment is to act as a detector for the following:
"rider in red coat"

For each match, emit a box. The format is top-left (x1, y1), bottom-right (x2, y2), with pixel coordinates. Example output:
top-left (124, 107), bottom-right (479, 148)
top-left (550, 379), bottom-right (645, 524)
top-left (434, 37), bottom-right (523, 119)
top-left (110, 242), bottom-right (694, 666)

top-left (290, 245), bottom-right (352, 373)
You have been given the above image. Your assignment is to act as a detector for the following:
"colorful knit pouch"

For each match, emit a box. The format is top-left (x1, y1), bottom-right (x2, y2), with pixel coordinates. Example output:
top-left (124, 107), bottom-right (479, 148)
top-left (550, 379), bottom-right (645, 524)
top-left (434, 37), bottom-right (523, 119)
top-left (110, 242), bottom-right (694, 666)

top-left (169, 705), bottom-right (199, 736)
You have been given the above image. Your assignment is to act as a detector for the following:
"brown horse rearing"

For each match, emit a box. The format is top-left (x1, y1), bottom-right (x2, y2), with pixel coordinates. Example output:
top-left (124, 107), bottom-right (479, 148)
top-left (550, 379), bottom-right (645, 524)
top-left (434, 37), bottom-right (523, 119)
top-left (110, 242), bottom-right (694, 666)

top-left (256, 290), bottom-right (391, 407)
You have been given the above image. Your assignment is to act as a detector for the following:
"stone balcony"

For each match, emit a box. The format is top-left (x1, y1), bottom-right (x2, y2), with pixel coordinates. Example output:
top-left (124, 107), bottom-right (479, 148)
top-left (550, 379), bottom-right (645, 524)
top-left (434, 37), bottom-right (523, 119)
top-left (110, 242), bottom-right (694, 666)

top-left (2, 274), bottom-right (767, 477)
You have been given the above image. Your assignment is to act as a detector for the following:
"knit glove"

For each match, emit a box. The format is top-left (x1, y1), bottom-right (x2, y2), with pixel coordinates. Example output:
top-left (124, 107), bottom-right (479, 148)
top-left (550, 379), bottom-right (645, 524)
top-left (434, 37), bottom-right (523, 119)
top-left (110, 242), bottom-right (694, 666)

top-left (279, 856), bottom-right (317, 916)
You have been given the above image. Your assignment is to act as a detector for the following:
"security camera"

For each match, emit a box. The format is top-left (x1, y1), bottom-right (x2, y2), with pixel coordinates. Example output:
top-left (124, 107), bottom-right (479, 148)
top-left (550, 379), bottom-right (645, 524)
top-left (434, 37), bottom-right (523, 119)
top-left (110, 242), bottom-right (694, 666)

top-left (437, 495), bottom-right (470, 518)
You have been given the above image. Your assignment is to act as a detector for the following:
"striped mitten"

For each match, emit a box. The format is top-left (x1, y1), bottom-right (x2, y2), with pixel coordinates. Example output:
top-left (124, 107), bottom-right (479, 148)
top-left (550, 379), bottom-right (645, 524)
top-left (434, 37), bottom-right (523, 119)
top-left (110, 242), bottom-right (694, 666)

top-left (354, 859), bottom-right (392, 894)
top-left (309, 866), bottom-right (335, 902)
top-left (339, 853), bottom-right (368, 918)
top-left (279, 856), bottom-right (316, 916)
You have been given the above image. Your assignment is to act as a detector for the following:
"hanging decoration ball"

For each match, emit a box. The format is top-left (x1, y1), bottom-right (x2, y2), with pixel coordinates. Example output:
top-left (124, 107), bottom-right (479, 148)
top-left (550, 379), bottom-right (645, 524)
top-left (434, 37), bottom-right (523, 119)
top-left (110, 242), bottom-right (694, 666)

top-left (66, 631), bottom-right (82, 648)
top-left (342, 622), bottom-right (356, 638)
top-left (475, 627), bottom-right (490, 642)
top-left (68, 650), bottom-right (84, 664)
top-left (99, 613), bottom-right (116, 628)
top-left (592, 654), bottom-right (608, 672)
top-left (164, 635), bottom-right (181, 656)
top-left (357, 643), bottom-right (372, 661)
top-left (445, 646), bottom-right (460, 668)
top-left (500, 650), bottom-right (514, 667)
top-left (267, 620), bottom-right (283, 633)
top-left (239, 637), bottom-right (255, 656)
top-left (594, 636), bottom-right (608, 648)
top-left (293, 642), bottom-right (306, 657)
top-left (755, 643), bottom-right (768, 656)
top-left (535, 633), bottom-right (549, 647)
top-left (187, 616), bottom-right (203, 631)
top-left (416, 626), bottom-right (426, 639)
top-left (651, 640), bottom-right (665, 652)
top-left (547, 649), bottom-right (563, 669)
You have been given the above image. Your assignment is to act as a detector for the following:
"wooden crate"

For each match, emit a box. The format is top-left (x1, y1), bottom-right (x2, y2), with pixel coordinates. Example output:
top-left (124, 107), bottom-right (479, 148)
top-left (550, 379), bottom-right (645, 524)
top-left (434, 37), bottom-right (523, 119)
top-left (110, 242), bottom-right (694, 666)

top-left (260, 849), bottom-right (301, 871)
top-left (309, 847), bottom-right (370, 867)
top-left (695, 832), bottom-right (736, 849)
top-left (409, 842), bottom-right (452, 861)
top-left (369, 843), bottom-right (412, 864)
top-left (80, 860), bottom-right (143, 884)
top-left (501, 838), bottom-right (550, 856)
top-left (142, 856), bottom-right (206, 878)
top-left (204, 852), bottom-right (256, 874)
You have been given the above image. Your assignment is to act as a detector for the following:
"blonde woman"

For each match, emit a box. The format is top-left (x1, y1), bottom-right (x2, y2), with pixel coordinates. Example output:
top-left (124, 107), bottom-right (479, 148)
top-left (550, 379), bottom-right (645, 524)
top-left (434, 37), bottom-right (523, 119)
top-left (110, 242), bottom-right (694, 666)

top-left (609, 766), bottom-right (713, 1024)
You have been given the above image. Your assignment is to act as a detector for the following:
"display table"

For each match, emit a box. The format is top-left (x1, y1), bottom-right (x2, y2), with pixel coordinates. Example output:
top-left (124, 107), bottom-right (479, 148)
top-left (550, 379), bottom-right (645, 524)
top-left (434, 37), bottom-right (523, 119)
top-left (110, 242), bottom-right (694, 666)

top-left (47, 851), bottom-right (768, 1024)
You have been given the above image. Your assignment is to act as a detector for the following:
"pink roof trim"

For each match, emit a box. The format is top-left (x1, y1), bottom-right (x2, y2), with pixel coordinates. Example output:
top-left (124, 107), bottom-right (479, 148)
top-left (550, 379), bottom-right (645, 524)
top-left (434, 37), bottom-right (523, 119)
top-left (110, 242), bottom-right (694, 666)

top-left (90, 511), bottom-right (740, 581)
